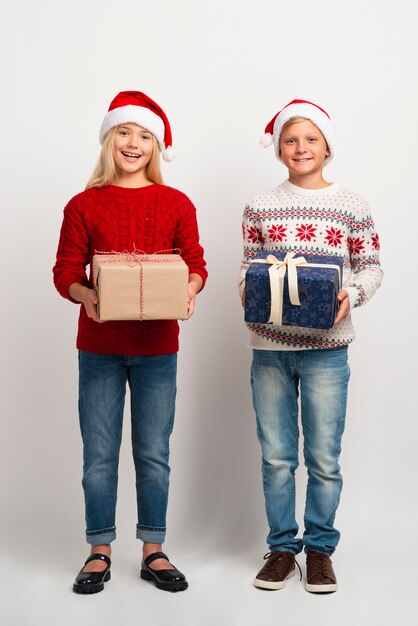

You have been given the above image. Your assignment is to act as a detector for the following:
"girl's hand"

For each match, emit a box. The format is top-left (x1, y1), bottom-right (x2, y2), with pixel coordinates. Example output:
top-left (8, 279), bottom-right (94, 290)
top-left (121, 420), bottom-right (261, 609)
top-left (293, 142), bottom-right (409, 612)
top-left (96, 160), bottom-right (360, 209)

top-left (186, 284), bottom-right (197, 319)
top-left (69, 283), bottom-right (105, 323)
top-left (185, 274), bottom-right (202, 320)
top-left (334, 290), bottom-right (350, 325)
top-left (82, 288), bottom-right (104, 323)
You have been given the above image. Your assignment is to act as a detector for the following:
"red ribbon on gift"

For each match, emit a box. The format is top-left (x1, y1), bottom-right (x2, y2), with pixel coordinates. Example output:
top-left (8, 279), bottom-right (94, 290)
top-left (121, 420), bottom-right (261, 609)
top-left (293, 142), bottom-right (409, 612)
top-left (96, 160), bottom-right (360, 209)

top-left (93, 248), bottom-right (184, 321)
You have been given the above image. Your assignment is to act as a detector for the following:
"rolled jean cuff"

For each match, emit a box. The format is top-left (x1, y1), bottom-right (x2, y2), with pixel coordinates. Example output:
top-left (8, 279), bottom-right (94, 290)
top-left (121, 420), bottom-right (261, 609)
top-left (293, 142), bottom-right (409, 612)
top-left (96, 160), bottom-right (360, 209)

top-left (304, 546), bottom-right (334, 556)
top-left (271, 547), bottom-right (300, 555)
top-left (86, 526), bottom-right (116, 545)
top-left (136, 524), bottom-right (166, 544)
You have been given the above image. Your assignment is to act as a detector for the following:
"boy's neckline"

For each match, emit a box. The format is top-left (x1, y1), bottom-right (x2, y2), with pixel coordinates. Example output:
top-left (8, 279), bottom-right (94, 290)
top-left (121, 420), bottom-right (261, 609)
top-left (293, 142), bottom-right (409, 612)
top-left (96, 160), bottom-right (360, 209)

top-left (281, 179), bottom-right (340, 197)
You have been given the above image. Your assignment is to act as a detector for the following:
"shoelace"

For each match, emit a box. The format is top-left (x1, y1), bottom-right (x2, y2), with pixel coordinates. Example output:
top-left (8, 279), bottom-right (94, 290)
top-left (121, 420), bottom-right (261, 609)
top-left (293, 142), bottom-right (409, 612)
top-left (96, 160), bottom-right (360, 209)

top-left (307, 552), bottom-right (334, 582)
top-left (263, 552), bottom-right (302, 581)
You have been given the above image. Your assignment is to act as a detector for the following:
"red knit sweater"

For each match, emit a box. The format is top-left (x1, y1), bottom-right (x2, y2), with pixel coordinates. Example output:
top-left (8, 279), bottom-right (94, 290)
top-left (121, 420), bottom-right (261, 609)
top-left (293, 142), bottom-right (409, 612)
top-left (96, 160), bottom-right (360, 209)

top-left (53, 184), bottom-right (207, 356)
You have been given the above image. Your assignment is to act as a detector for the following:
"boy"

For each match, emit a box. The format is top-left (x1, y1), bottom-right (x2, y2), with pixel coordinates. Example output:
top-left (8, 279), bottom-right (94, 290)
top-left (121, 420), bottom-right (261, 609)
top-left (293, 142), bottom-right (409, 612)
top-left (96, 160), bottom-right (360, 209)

top-left (239, 100), bottom-right (382, 593)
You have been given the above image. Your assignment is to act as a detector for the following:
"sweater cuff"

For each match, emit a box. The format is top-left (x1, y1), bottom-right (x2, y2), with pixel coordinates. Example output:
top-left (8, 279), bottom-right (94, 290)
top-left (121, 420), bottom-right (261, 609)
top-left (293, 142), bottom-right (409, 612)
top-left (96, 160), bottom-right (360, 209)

top-left (57, 275), bottom-right (89, 304)
top-left (188, 267), bottom-right (208, 290)
top-left (346, 286), bottom-right (361, 310)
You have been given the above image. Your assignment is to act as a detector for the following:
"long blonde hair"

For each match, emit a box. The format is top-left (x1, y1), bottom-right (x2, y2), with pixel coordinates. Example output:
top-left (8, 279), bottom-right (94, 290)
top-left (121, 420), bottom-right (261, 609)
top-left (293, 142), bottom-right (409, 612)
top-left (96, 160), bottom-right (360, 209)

top-left (86, 126), bottom-right (164, 189)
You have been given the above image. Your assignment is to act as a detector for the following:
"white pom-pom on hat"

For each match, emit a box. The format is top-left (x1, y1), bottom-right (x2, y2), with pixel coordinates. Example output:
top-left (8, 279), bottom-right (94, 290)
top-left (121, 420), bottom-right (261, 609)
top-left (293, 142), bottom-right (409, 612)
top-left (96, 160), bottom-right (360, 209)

top-left (259, 133), bottom-right (274, 148)
top-left (162, 146), bottom-right (176, 162)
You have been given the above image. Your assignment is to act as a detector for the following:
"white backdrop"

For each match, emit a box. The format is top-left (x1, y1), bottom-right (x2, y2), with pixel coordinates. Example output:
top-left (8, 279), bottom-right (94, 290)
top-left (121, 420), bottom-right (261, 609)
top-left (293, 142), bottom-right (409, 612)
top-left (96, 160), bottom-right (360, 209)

top-left (1, 1), bottom-right (417, 625)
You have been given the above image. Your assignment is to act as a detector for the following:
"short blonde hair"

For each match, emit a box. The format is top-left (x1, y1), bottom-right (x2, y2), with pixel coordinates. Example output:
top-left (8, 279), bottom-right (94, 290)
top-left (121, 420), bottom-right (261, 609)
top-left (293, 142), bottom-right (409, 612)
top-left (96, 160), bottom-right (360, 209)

top-left (86, 126), bottom-right (164, 189)
top-left (280, 116), bottom-right (328, 142)
top-left (281, 116), bottom-right (308, 130)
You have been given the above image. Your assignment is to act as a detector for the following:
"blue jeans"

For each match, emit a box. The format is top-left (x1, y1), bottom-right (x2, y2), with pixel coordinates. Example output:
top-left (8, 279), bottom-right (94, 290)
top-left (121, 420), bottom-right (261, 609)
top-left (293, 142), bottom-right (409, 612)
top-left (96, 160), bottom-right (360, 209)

top-left (251, 347), bottom-right (350, 556)
top-left (78, 350), bottom-right (177, 546)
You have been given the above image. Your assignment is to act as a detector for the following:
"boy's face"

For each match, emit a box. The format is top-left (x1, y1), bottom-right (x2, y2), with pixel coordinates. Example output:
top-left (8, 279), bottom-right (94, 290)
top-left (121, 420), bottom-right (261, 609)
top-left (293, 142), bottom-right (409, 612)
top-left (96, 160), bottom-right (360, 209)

top-left (279, 120), bottom-right (330, 180)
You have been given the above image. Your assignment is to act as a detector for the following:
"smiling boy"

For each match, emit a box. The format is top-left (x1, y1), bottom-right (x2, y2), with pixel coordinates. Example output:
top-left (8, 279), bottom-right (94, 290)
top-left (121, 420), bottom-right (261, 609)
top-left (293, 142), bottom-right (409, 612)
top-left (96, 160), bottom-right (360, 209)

top-left (239, 99), bottom-right (382, 593)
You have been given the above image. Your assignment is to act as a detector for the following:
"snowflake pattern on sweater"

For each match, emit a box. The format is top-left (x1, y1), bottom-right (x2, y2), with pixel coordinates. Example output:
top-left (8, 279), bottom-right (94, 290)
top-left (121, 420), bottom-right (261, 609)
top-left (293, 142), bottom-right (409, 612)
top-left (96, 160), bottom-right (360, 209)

top-left (239, 179), bottom-right (383, 350)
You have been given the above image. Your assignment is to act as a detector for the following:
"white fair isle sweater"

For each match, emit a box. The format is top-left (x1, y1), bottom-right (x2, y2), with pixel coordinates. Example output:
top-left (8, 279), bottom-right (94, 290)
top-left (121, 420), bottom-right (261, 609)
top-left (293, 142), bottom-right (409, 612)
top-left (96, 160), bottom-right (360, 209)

top-left (239, 179), bottom-right (383, 350)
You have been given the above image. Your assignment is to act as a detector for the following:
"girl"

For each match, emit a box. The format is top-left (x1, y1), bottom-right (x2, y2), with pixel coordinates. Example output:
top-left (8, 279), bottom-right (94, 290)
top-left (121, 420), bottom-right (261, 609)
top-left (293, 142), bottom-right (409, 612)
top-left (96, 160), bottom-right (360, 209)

top-left (53, 90), bottom-right (207, 594)
top-left (239, 99), bottom-right (382, 593)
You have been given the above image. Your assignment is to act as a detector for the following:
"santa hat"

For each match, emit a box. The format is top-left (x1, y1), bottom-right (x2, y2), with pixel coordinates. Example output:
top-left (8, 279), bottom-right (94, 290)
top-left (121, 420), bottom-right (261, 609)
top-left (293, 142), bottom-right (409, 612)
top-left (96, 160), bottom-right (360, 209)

top-left (99, 90), bottom-right (176, 162)
top-left (260, 99), bottom-right (335, 165)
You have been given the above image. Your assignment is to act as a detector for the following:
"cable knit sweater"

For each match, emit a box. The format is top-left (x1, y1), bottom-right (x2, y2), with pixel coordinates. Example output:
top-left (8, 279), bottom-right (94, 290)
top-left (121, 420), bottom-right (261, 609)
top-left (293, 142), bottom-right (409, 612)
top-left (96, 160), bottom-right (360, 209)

top-left (239, 180), bottom-right (382, 350)
top-left (53, 184), bottom-right (207, 356)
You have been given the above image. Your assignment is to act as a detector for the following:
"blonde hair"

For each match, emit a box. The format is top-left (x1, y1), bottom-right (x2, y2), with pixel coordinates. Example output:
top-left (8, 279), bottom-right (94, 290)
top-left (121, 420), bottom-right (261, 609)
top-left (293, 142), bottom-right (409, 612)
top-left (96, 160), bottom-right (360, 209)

top-left (86, 126), bottom-right (164, 189)
top-left (281, 116), bottom-right (309, 131)
top-left (281, 116), bottom-right (327, 141)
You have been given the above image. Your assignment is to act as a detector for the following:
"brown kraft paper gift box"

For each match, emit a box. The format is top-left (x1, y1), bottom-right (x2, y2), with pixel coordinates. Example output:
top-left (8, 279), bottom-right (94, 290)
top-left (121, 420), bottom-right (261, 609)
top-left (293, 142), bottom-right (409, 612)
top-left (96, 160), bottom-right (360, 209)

top-left (93, 254), bottom-right (189, 321)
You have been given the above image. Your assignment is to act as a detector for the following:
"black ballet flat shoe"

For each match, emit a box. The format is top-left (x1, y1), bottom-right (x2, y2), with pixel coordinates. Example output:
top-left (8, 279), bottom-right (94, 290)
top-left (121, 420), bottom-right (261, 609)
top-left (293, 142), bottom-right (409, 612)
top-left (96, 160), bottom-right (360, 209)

top-left (140, 551), bottom-right (188, 592)
top-left (73, 553), bottom-right (111, 594)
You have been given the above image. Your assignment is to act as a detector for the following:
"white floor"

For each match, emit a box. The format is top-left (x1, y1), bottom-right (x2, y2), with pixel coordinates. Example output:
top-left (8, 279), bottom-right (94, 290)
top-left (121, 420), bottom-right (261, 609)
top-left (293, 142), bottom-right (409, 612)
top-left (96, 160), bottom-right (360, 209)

top-left (2, 540), bottom-right (415, 626)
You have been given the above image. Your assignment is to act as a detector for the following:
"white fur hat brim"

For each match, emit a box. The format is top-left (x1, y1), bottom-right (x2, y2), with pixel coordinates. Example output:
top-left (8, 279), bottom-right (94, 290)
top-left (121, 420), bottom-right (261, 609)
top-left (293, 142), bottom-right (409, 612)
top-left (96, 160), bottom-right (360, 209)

top-left (99, 105), bottom-right (166, 150)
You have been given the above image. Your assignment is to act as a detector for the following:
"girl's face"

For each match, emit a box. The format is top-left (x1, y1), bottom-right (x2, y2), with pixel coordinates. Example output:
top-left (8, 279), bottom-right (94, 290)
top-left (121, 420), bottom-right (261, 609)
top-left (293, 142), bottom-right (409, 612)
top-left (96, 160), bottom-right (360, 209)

top-left (113, 123), bottom-right (154, 181)
top-left (279, 120), bottom-right (330, 181)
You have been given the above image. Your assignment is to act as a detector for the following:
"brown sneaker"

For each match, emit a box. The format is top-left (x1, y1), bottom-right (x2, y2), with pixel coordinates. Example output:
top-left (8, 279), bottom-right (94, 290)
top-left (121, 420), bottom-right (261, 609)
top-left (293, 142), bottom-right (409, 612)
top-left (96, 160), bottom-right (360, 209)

top-left (254, 551), bottom-right (300, 590)
top-left (306, 551), bottom-right (338, 593)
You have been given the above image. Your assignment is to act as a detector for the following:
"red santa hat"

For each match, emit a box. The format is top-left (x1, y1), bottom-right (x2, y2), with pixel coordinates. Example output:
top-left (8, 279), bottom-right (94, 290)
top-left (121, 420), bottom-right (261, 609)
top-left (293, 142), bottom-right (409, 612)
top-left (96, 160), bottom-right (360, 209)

top-left (260, 99), bottom-right (335, 165)
top-left (99, 90), bottom-right (176, 162)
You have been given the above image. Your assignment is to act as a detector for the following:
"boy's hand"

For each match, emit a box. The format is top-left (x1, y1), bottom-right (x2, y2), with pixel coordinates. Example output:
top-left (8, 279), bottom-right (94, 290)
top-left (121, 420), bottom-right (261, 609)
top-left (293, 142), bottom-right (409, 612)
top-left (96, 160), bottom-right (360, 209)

top-left (334, 290), bottom-right (350, 324)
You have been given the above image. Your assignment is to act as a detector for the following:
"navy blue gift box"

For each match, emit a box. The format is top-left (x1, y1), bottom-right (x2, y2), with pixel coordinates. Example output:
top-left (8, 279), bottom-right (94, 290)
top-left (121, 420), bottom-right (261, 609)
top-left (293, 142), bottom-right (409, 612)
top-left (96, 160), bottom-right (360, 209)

top-left (244, 251), bottom-right (344, 330)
